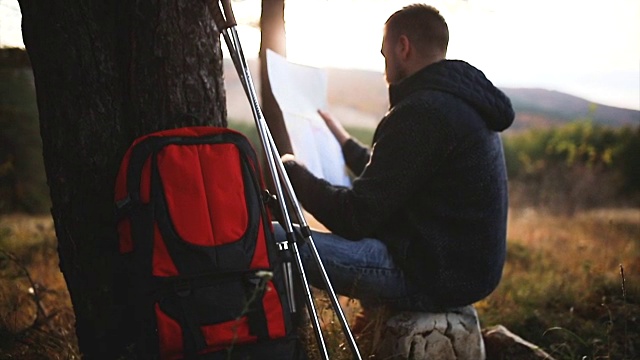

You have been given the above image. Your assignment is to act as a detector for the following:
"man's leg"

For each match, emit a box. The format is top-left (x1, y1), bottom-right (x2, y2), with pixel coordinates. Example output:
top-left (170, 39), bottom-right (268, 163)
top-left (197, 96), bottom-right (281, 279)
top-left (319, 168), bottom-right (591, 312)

top-left (272, 223), bottom-right (408, 305)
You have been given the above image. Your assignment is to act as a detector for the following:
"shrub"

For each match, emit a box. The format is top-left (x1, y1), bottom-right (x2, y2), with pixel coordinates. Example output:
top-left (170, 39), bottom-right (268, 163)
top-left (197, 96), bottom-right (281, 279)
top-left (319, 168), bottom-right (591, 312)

top-left (503, 122), bottom-right (640, 211)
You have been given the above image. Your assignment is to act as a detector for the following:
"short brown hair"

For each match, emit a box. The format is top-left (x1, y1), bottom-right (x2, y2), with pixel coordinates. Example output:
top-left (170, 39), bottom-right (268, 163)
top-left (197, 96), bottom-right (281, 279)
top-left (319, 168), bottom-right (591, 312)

top-left (385, 4), bottom-right (449, 56)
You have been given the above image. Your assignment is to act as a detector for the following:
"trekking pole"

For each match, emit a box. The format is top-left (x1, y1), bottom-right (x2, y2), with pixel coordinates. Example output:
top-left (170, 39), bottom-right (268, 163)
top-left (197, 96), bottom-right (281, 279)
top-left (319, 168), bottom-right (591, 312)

top-left (209, 1), bottom-right (328, 359)
top-left (209, 1), bottom-right (362, 359)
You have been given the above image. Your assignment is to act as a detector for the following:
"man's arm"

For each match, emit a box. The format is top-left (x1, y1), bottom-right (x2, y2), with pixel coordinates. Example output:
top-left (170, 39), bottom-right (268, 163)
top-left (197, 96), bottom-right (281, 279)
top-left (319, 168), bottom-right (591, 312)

top-left (284, 103), bottom-right (452, 240)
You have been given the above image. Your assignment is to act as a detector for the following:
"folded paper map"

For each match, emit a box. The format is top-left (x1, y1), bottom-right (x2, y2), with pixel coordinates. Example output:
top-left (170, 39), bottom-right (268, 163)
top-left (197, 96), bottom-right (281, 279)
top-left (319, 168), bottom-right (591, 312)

top-left (266, 50), bottom-right (351, 187)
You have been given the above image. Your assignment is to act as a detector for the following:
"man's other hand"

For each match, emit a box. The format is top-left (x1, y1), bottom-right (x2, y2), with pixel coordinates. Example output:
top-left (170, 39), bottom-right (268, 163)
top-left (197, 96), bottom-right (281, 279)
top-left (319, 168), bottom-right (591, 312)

top-left (318, 109), bottom-right (350, 146)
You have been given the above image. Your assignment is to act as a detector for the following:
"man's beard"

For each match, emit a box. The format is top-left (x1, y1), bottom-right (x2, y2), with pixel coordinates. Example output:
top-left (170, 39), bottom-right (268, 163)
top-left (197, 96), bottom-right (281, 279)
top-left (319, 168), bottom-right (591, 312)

top-left (386, 63), bottom-right (408, 85)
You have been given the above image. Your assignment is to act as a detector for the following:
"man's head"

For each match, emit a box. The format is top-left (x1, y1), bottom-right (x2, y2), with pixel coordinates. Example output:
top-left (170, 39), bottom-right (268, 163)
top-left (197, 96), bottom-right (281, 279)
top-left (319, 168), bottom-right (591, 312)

top-left (381, 4), bottom-right (449, 84)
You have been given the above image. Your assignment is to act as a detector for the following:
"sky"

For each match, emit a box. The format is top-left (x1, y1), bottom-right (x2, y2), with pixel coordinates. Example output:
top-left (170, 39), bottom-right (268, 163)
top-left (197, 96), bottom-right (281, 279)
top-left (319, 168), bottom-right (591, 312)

top-left (2, 0), bottom-right (639, 110)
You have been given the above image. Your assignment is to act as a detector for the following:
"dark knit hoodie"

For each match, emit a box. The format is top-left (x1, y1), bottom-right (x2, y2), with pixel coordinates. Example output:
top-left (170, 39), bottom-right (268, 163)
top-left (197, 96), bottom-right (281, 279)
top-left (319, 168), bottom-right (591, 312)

top-left (284, 60), bottom-right (515, 308)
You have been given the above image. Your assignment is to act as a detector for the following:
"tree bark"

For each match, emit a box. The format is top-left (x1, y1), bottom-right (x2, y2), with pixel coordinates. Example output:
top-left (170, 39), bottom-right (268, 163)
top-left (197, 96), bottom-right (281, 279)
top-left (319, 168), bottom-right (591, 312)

top-left (260, 0), bottom-right (291, 155)
top-left (17, 0), bottom-right (226, 358)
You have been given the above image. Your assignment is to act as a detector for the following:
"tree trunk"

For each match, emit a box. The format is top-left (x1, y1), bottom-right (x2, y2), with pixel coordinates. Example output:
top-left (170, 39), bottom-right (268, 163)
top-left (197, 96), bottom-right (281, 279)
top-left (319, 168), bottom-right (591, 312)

top-left (17, 1), bottom-right (226, 358)
top-left (260, 0), bottom-right (291, 155)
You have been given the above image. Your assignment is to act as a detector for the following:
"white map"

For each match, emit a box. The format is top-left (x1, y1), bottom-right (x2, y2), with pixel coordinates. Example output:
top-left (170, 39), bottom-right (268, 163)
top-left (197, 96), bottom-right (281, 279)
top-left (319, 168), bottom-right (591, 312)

top-left (266, 50), bottom-right (351, 187)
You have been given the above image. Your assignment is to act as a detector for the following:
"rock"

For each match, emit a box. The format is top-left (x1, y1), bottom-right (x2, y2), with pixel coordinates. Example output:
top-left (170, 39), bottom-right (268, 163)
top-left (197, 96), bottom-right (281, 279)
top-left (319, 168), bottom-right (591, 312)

top-left (378, 305), bottom-right (486, 360)
top-left (482, 325), bottom-right (556, 360)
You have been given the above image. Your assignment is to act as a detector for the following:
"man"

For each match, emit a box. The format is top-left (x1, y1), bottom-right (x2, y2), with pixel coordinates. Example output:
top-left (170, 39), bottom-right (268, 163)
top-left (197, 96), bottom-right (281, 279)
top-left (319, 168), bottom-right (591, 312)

top-left (277, 4), bottom-right (514, 315)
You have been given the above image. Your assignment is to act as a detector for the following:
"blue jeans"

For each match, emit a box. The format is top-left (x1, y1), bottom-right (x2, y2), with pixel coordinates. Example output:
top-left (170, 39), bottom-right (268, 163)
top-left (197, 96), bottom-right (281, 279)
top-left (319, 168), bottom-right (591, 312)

top-left (272, 224), bottom-right (437, 311)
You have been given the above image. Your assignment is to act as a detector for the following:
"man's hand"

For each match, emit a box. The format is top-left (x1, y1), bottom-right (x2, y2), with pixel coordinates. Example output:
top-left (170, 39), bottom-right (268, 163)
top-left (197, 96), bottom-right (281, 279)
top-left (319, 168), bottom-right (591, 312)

top-left (280, 153), bottom-right (305, 172)
top-left (281, 153), bottom-right (296, 164)
top-left (318, 109), bottom-right (350, 146)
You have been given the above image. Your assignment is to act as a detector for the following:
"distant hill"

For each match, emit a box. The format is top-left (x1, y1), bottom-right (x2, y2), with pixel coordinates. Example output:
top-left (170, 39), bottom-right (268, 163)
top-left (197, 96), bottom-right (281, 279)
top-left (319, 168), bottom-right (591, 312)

top-left (227, 59), bottom-right (640, 131)
top-left (224, 60), bottom-right (387, 128)
top-left (1, 48), bottom-right (636, 131)
top-left (502, 88), bottom-right (640, 130)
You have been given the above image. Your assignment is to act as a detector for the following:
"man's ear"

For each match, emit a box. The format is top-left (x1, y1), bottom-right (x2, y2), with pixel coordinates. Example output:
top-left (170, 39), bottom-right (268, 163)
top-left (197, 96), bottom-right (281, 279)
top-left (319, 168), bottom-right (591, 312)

top-left (397, 35), bottom-right (411, 60)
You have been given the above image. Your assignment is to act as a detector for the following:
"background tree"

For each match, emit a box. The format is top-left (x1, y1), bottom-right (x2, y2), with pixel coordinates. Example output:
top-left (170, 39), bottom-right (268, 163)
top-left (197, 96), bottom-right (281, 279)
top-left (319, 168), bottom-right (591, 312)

top-left (259, 0), bottom-right (291, 155)
top-left (0, 49), bottom-right (47, 214)
top-left (17, 0), bottom-right (226, 357)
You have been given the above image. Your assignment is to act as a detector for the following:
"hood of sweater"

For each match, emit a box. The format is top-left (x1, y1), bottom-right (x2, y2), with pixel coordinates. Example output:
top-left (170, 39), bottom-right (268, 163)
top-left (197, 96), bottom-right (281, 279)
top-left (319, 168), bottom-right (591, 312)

top-left (388, 60), bottom-right (515, 131)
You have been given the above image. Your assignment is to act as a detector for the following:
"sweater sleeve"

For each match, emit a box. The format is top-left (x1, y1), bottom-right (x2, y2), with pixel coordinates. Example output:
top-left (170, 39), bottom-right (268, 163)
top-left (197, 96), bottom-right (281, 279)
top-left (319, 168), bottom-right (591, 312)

top-left (342, 138), bottom-right (371, 176)
top-left (283, 101), bottom-right (455, 240)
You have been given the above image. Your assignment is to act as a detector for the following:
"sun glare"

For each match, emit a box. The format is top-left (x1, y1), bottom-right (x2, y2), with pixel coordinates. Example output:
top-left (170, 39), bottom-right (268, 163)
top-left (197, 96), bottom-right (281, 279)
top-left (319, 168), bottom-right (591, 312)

top-left (278, 0), bottom-right (638, 110)
top-left (284, 1), bottom-right (388, 71)
top-left (1, 0), bottom-right (638, 109)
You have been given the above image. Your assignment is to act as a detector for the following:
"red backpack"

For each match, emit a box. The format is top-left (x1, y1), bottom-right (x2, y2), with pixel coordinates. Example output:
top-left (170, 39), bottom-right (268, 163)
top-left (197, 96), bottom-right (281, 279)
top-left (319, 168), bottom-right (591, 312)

top-left (114, 126), bottom-right (302, 359)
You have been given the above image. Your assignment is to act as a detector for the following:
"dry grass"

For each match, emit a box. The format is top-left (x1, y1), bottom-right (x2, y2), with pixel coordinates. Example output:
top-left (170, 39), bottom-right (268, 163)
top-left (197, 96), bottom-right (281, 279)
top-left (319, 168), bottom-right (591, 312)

top-left (1, 208), bottom-right (638, 359)
top-left (477, 207), bottom-right (639, 360)
top-left (0, 214), bottom-right (79, 359)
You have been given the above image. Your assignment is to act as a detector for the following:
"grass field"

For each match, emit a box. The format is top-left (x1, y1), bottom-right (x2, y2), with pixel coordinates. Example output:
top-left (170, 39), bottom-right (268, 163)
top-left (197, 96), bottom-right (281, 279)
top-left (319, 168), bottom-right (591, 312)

top-left (479, 208), bottom-right (639, 359)
top-left (0, 207), bottom-right (638, 359)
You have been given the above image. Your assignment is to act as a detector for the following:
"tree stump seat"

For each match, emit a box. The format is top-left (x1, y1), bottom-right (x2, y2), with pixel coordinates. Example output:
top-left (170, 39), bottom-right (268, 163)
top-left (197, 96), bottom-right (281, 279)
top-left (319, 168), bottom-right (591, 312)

top-left (378, 305), bottom-right (486, 360)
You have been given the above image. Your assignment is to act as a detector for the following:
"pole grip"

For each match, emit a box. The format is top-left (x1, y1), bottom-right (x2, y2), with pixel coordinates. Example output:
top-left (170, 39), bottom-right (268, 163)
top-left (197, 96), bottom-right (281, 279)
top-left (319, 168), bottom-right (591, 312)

top-left (220, 0), bottom-right (237, 27)
top-left (209, 0), bottom-right (237, 31)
